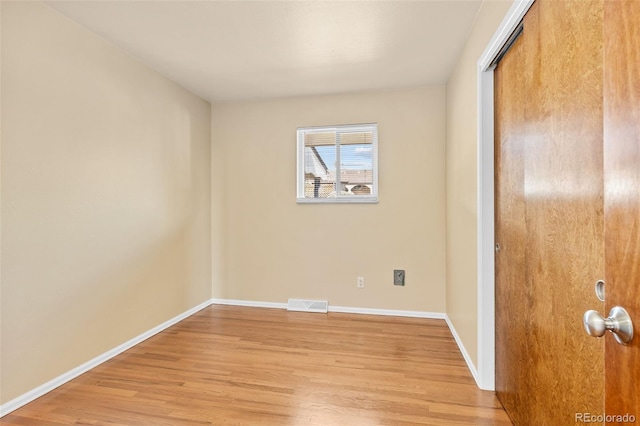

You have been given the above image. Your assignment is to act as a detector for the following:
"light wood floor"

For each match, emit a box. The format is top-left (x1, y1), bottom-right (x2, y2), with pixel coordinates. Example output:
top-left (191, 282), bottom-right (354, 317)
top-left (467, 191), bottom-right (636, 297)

top-left (1, 305), bottom-right (511, 425)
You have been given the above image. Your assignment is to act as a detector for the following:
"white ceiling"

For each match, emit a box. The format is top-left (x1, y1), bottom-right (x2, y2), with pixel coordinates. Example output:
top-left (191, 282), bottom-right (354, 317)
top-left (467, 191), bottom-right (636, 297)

top-left (45, 1), bottom-right (486, 103)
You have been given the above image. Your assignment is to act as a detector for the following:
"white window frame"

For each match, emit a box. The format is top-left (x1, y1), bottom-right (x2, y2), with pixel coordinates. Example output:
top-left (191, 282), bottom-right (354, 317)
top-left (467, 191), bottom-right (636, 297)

top-left (296, 123), bottom-right (378, 204)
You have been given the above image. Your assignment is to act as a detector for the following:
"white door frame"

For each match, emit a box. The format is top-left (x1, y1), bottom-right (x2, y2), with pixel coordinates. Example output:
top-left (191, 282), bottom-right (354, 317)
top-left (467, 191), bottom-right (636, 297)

top-left (475, 0), bottom-right (534, 391)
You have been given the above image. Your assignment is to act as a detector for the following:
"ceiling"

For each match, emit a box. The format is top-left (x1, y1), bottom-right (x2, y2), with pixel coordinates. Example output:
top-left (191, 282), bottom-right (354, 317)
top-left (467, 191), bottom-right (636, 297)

top-left (45, 1), bottom-right (486, 103)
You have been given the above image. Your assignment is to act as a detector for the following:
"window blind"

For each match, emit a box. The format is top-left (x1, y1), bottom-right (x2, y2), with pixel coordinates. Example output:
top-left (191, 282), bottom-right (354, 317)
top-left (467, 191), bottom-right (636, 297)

top-left (297, 124), bottom-right (378, 203)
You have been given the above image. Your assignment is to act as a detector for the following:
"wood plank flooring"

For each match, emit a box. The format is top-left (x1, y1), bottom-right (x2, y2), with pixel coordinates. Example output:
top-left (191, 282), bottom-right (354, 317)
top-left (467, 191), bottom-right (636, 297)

top-left (1, 305), bottom-right (511, 425)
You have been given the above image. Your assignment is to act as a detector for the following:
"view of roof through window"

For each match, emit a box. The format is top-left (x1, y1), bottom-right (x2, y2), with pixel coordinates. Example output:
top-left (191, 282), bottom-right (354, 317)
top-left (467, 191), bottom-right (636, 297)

top-left (302, 128), bottom-right (375, 199)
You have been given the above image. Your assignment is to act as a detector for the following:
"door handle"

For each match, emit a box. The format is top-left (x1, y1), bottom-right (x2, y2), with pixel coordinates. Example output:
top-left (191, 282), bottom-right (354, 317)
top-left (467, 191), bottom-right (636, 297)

top-left (583, 306), bottom-right (634, 345)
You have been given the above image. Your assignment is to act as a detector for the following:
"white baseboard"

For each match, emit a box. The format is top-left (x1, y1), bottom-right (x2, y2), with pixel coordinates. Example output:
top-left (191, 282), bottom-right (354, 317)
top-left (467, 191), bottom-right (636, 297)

top-left (212, 298), bottom-right (445, 319)
top-left (0, 299), bottom-right (214, 418)
top-left (444, 314), bottom-right (480, 386)
top-left (212, 298), bottom-right (287, 309)
top-left (329, 305), bottom-right (445, 319)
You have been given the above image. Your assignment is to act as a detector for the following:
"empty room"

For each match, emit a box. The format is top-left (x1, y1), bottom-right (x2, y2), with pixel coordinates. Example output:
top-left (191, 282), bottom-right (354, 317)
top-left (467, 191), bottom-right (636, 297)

top-left (1, 0), bottom-right (638, 425)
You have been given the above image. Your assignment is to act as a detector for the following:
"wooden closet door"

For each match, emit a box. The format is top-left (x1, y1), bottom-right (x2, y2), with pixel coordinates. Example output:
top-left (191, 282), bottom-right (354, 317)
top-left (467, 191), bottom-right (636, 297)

top-left (603, 0), bottom-right (640, 419)
top-left (494, 19), bottom-right (528, 423)
top-left (494, 1), bottom-right (605, 424)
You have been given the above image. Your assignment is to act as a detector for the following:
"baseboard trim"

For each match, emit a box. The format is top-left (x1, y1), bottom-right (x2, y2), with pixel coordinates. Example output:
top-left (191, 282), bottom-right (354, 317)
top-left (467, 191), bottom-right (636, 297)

top-left (212, 298), bottom-right (445, 319)
top-left (212, 298), bottom-right (288, 309)
top-left (329, 305), bottom-right (445, 319)
top-left (0, 299), bottom-right (214, 418)
top-left (444, 314), bottom-right (480, 386)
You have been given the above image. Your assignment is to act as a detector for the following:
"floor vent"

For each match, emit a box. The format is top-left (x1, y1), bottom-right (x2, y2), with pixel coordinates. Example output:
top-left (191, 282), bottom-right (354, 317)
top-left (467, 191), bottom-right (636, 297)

top-left (287, 299), bottom-right (329, 313)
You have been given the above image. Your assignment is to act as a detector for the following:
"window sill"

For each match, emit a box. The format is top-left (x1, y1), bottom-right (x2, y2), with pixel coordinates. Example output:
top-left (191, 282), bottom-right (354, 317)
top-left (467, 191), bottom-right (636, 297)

top-left (296, 197), bottom-right (379, 204)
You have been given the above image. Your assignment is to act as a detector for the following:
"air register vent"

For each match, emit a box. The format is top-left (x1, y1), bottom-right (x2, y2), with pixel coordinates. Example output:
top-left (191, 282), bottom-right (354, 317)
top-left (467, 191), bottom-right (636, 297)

top-left (287, 299), bottom-right (329, 313)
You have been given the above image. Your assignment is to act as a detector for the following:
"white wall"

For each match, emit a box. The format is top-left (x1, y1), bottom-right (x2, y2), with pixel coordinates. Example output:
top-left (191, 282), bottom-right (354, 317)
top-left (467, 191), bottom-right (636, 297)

top-left (211, 87), bottom-right (446, 313)
top-left (445, 0), bottom-right (513, 366)
top-left (1, 1), bottom-right (211, 403)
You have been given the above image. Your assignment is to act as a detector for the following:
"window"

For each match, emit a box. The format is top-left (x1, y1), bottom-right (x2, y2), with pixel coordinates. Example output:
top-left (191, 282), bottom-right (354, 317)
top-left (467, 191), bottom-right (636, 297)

top-left (297, 123), bottom-right (378, 203)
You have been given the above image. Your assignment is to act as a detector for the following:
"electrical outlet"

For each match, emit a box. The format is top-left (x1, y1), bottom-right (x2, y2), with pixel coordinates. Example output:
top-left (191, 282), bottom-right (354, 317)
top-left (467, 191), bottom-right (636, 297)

top-left (357, 276), bottom-right (365, 288)
top-left (394, 270), bottom-right (405, 286)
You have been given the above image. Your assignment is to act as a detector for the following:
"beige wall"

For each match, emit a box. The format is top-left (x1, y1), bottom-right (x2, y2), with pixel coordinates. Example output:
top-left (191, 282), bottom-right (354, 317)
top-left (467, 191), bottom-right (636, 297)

top-left (445, 0), bottom-right (513, 366)
top-left (212, 87), bottom-right (446, 312)
top-left (1, 2), bottom-right (211, 404)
